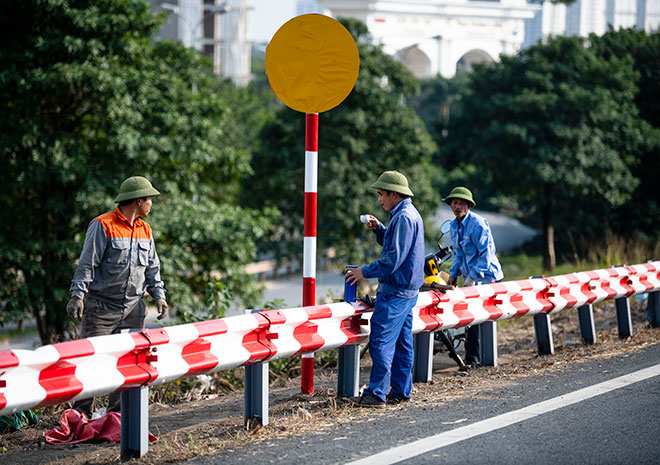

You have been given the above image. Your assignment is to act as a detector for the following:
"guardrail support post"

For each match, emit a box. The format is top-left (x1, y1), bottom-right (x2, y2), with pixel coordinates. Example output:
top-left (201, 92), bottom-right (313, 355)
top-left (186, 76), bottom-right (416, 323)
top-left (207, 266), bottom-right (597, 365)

top-left (244, 309), bottom-right (269, 426)
top-left (533, 314), bottom-right (554, 355)
top-left (577, 304), bottom-right (597, 344)
top-left (120, 386), bottom-right (150, 460)
top-left (413, 331), bottom-right (434, 382)
top-left (647, 291), bottom-right (660, 328)
top-left (338, 271), bottom-right (361, 396)
top-left (244, 362), bottom-right (269, 426)
top-left (479, 322), bottom-right (498, 366)
top-left (615, 297), bottom-right (633, 339)
top-left (337, 344), bottom-right (360, 396)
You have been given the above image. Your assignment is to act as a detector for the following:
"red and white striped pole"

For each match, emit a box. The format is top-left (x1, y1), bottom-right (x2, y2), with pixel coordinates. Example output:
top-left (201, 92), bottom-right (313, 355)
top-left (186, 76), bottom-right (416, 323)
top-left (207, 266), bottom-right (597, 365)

top-left (265, 14), bottom-right (358, 395)
top-left (301, 112), bottom-right (318, 394)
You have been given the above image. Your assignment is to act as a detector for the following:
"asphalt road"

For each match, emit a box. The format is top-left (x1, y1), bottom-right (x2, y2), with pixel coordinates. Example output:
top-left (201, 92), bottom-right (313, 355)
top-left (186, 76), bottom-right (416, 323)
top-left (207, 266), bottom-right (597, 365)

top-left (183, 344), bottom-right (660, 465)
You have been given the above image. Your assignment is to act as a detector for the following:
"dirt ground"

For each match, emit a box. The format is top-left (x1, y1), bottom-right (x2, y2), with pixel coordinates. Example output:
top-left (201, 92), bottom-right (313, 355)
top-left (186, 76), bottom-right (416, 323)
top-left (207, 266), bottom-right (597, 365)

top-left (2, 299), bottom-right (659, 465)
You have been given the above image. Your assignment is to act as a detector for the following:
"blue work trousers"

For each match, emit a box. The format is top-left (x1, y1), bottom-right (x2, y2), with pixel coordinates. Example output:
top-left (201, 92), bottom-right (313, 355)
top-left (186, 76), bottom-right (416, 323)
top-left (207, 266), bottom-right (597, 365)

top-left (364, 293), bottom-right (417, 402)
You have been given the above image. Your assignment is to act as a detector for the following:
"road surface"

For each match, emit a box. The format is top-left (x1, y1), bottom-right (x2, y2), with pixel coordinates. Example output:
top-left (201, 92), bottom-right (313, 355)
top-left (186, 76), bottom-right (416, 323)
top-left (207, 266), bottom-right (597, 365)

top-left (184, 343), bottom-right (660, 465)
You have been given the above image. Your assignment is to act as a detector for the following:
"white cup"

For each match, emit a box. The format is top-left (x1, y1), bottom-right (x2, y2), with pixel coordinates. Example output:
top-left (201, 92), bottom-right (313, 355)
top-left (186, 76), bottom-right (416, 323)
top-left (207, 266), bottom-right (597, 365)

top-left (360, 215), bottom-right (369, 224)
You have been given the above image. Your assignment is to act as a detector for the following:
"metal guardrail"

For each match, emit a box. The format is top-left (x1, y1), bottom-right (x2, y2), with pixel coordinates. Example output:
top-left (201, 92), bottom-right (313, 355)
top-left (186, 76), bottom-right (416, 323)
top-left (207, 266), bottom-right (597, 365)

top-left (1, 261), bottom-right (658, 458)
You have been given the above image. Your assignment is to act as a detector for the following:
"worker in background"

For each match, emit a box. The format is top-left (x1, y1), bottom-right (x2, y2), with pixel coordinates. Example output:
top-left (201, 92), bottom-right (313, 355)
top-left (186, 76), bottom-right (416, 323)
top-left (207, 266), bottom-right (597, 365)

top-left (346, 170), bottom-right (425, 408)
top-left (445, 187), bottom-right (503, 367)
top-left (66, 176), bottom-right (168, 416)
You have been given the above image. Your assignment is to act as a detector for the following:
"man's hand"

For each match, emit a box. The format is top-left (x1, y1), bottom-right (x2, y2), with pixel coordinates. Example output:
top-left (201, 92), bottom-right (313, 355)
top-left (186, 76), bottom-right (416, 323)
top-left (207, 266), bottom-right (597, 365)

top-left (156, 298), bottom-right (169, 320)
top-left (363, 215), bottom-right (380, 231)
top-left (345, 266), bottom-right (364, 285)
top-left (66, 296), bottom-right (84, 319)
top-left (446, 276), bottom-right (456, 287)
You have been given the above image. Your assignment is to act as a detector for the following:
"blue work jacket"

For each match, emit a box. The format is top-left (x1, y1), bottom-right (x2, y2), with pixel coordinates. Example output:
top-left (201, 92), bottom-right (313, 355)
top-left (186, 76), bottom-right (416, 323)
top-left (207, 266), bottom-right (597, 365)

top-left (449, 211), bottom-right (504, 283)
top-left (362, 198), bottom-right (425, 298)
top-left (449, 210), bottom-right (503, 283)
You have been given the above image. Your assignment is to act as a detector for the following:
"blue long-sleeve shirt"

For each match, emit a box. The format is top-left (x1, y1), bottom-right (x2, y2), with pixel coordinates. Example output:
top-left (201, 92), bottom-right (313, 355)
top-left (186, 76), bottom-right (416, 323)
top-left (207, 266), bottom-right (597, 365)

top-left (362, 198), bottom-right (425, 298)
top-left (449, 210), bottom-right (503, 283)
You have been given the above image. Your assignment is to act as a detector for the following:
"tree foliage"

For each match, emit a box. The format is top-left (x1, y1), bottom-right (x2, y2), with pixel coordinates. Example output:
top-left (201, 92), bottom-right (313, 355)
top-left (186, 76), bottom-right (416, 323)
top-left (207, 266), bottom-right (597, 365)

top-left (444, 35), bottom-right (650, 269)
top-left (588, 28), bottom-right (660, 242)
top-left (0, 0), bottom-right (277, 343)
top-left (244, 17), bottom-right (441, 266)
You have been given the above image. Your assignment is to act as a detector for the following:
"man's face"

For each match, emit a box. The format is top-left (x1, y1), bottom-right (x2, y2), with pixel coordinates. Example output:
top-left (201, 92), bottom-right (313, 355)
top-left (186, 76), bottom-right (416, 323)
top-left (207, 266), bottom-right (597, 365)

top-left (137, 197), bottom-right (153, 218)
top-left (377, 189), bottom-right (400, 212)
top-left (450, 198), bottom-right (470, 221)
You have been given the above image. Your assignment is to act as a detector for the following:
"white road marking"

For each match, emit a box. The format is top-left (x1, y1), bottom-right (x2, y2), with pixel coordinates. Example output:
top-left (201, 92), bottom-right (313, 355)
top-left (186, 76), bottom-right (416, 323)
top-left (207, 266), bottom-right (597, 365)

top-left (345, 363), bottom-right (660, 465)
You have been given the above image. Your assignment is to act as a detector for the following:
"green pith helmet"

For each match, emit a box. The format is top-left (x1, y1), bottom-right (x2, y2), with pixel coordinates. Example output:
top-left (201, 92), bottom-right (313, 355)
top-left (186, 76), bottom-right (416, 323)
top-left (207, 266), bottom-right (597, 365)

top-left (444, 186), bottom-right (475, 208)
top-left (114, 176), bottom-right (161, 203)
top-left (370, 170), bottom-right (414, 197)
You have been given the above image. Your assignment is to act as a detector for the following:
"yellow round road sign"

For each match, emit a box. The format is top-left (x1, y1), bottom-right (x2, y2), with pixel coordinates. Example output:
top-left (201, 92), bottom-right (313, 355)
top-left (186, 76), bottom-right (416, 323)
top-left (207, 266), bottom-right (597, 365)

top-left (265, 14), bottom-right (360, 114)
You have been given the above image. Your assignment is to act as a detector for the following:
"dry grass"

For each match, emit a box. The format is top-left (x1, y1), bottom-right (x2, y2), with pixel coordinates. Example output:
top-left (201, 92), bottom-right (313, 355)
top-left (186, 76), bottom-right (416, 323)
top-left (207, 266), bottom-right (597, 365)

top-left (581, 230), bottom-right (660, 269)
top-left (1, 299), bottom-right (658, 464)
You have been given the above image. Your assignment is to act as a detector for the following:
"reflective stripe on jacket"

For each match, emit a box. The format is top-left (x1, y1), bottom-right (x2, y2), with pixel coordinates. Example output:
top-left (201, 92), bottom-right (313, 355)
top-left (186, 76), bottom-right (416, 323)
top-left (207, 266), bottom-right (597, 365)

top-left (362, 198), bottom-right (425, 298)
top-left (70, 207), bottom-right (166, 308)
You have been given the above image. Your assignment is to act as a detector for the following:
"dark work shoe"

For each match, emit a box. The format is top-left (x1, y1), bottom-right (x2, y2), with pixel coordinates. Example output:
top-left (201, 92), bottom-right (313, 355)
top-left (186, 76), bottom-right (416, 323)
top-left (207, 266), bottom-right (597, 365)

top-left (350, 393), bottom-right (386, 409)
top-left (386, 394), bottom-right (410, 405)
top-left (465, 357), bottom-right (480, 369)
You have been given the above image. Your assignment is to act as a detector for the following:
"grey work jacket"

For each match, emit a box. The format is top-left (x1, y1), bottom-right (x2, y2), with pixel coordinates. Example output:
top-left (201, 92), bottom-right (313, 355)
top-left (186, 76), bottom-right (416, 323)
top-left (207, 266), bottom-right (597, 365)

top-left (70, 207), bottom-right (166, 309)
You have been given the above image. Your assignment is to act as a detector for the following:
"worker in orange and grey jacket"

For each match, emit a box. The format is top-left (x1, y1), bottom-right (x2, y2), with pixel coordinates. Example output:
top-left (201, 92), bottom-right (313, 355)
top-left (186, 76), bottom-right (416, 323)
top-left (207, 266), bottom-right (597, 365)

top-left (66, 176), bottom-right (168, 417)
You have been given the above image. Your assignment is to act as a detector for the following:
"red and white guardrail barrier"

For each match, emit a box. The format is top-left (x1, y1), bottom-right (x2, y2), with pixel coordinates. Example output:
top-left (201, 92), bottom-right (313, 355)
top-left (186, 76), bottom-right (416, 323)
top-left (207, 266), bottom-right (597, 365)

top-left (1, 261), bottom-right (659, 416)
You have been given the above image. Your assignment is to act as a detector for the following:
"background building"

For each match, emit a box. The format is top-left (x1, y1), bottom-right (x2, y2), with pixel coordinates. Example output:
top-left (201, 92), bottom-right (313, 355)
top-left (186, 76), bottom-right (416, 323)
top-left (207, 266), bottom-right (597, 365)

top-left (524, 0), bottom-right (660, 48)
top-left (150, 0), bottom-right (660, 83)
top-left (318, 0), bottom-right (539, 78)
top-left (149, 0), bottom-right (251, 85)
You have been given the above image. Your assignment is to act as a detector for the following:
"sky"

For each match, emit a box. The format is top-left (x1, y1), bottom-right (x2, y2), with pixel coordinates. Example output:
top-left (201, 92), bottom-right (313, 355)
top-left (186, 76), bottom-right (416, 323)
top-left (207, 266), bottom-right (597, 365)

top-left (250, 0), bottom-right (323, 43)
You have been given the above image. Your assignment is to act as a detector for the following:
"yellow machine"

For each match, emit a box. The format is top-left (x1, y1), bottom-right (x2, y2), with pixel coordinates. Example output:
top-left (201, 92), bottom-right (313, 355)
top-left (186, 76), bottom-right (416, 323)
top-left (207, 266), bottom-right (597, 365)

top-left (423, 253), bottom-right (451, 287)
top-left (418, 220), bottom-right (467, 369)
top-left (421, 220), bottom-right (454, 291)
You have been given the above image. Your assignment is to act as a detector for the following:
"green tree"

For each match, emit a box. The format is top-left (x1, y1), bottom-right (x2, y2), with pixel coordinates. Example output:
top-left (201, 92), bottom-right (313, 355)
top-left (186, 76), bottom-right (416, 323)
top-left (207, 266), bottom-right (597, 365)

top-left (589, 28), bottom-right (660, 243)
top-left (409, 72), bottom-right (498, 207)
top-left (0, 0), bottom-right (277, 343)
top-left (445, 36), bottom-right (647, 270)
top-left (244, 18), bottom-right (441, 266)
top-left (410, 73), bottom-right (463, 141)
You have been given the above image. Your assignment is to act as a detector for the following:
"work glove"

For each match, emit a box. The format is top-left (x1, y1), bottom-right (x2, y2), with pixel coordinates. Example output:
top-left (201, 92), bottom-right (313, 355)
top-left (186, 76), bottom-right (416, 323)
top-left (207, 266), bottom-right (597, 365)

top-left (66, 296), bottom-right (84, 319)
top-left (155, 298), bottom-right (169, 320)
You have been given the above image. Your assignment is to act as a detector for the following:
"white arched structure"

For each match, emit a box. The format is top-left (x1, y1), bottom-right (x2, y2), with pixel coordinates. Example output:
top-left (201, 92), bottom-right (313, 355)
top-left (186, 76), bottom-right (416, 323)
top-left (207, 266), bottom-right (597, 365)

top-left (401, 46), bottom-right (432, 78)
top-left (456, 48), bottom-right (495, 73)
top-left (319, 0), bottom-right (539, 78)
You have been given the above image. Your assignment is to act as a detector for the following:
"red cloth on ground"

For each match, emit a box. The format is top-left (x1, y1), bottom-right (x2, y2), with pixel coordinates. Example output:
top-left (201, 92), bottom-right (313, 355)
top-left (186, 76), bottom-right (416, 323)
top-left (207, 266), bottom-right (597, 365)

top-left (44, 409), bottom-right (157, 444)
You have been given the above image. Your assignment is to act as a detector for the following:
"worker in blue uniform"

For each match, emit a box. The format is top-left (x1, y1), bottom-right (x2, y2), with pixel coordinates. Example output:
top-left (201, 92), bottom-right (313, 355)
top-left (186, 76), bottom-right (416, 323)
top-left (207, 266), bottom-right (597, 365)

top-left (345, 170), bottom-right (425, 408)
top-left (445, 187), bottom-right (503, 366)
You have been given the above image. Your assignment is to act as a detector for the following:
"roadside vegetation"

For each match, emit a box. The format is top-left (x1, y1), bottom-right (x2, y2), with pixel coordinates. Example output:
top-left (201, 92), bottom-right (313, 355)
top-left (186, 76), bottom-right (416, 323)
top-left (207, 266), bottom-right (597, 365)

top-left (1, 1), bottom-right (658, 350)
